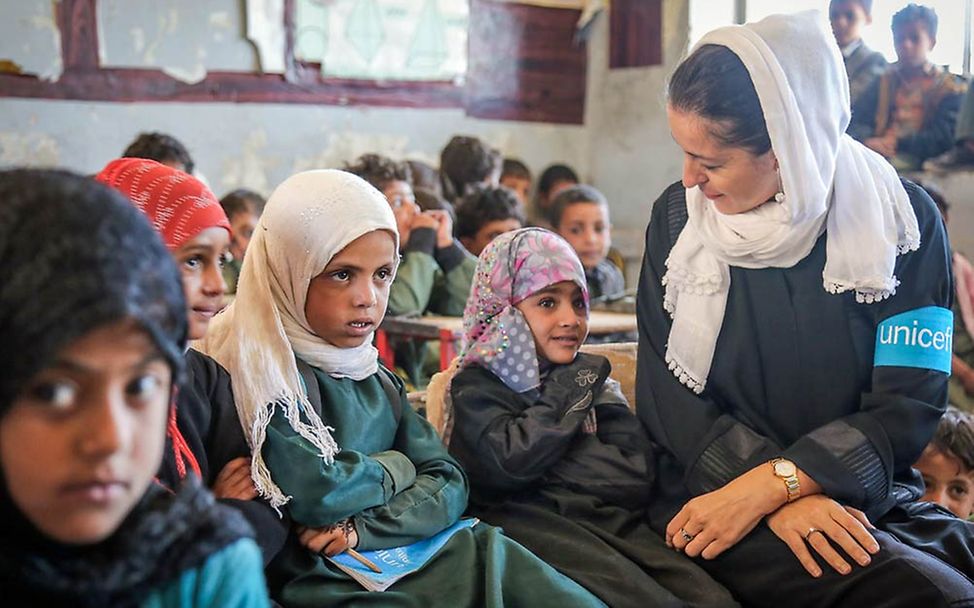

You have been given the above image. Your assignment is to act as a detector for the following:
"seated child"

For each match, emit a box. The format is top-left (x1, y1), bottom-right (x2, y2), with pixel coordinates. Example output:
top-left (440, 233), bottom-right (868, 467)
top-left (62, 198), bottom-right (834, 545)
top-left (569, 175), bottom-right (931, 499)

top-left (848, 4), bottom-right (966, 170)
top-left (439, 135), bottom-right (501, 204)
top-left (533, 163), bottom-right (579, 228)
top-left (455, 185), bottom-right (525, 256)
top-left (405, 159), bottom-right (443, 198)
top-left (122, 131), bottom-right (195, 174)
top-left (441, 228), bottom-right (737, 608)
top-left (500, 158), bottom-right (532, 205)
top-left (95, 158), bottom-right (286, 565)
top-left (829, 0), bottom-right (887, 109)
top-left (0, 168), bottom-right (266, 606)
top-left (220, 189), bottom-right (266, 294)
top-left (914, 407), bottom-right (974, 519)
top-left (198, 169), bottom-right (606, 607)
top-left (550, 185), bottom-right (625, 301)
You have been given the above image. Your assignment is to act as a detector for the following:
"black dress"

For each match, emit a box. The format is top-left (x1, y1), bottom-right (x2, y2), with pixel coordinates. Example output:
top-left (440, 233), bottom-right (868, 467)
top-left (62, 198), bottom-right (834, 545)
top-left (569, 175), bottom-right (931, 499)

top-left (157, 348), bottom-right (288, 565)
top-left (449, 353), bottom-right (739, 608)
top-left (636, 181), bottom-right (974, 607)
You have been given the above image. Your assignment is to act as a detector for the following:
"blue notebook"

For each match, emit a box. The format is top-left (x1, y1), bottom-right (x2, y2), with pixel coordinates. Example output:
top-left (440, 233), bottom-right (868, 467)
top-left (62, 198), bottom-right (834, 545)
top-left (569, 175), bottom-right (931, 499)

top-left (327, 518), bottom-right (479, 592)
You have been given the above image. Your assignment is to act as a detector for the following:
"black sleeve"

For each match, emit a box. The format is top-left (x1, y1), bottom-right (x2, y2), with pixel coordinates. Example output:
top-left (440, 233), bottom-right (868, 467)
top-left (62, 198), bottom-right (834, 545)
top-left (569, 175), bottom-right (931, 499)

top-left (782, 181), bottom-right (952, 515)
top-left (189, 350), bottom-right (251, 483)
top-left (635, 184), bottom-right (783, 496)
top-left (448, 355), bottom-right (610, 495)
top-left (848, 75), bottom-right (881, 141)
top-left (897, 86), bottom-right (963, 162)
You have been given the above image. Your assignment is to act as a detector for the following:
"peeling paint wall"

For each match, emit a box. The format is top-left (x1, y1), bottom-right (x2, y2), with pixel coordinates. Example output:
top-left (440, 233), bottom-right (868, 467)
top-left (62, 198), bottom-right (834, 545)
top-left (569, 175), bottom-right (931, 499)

top-left (0, 1), bottom-right (62, 81)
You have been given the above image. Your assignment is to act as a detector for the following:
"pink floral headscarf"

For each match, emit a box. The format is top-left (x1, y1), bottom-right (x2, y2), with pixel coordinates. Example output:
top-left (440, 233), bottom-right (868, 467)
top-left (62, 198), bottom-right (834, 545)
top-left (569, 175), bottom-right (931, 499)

top-left (459, 228), bottom-right (589, 393)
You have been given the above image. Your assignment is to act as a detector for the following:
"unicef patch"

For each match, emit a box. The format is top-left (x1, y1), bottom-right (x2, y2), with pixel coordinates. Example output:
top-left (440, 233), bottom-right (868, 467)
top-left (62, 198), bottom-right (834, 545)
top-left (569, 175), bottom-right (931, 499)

top-left (875, 306), bottom-right (953, 374)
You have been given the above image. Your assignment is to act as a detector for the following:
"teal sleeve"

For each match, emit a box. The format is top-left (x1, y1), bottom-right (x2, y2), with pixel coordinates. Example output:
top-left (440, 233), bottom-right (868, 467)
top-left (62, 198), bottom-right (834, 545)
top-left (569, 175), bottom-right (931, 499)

top-left (428, 250), bottom-right (476, 316)
top-left (388, 251), bottom-right (438, 316)
top-left (261, 409), bottom-right (399, 526)
top-left (353, 385), bottom-right (469, 550)
top-left (143, 539), bottom-right (269, 608)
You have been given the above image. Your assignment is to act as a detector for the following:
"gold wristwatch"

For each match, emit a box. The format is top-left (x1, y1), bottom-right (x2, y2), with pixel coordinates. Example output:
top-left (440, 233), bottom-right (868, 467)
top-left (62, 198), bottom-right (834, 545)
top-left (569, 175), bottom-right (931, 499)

top-left (770, 458), bottom-right (800, 503)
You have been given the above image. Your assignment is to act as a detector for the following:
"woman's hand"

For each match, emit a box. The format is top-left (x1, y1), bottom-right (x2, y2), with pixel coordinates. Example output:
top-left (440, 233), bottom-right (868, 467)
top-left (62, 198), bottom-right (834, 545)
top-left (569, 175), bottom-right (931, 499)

top-left (667, 465), bottom-right (785, 559)
top-left (211, 457), bottom-right (258, 501)
top-left (297, 520), bottom-right (359, 557)
top-left (766, 495), bottom-right (880, 578)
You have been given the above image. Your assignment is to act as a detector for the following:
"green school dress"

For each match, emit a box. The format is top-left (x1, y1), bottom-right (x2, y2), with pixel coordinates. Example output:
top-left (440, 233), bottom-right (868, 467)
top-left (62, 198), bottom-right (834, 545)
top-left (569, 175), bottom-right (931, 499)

top-left (261, 365), bottom-right (605, 607)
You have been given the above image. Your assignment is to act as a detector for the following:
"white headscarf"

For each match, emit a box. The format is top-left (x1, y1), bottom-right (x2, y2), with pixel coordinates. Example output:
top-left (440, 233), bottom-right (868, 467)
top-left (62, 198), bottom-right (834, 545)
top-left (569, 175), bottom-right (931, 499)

top-left (199, 169), bottom-right (399, 509)
top-left (663, 11), bottom-right (920, 394)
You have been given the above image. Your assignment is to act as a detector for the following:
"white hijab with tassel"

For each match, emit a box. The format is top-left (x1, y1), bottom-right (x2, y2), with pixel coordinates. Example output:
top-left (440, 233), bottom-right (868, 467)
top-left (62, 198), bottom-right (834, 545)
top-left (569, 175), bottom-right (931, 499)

top-left (199, 169), bottom-right (399, 509)
top-left (663, 11), bottom-right (920, 394)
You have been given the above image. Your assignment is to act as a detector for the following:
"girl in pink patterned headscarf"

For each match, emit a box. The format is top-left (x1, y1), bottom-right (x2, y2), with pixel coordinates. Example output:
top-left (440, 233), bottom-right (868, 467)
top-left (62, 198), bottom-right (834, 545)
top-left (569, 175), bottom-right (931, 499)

top-left (440, 227), bottom-right (734, 607)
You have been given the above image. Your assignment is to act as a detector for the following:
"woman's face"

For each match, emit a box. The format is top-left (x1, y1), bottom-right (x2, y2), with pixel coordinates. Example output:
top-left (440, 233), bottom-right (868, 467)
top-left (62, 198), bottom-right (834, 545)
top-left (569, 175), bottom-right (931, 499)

top-left (0, 320), bottom-right (171, 544)
top-left (173, 227), bottom-right (231, 340)
top-left (667, 106), bottom-right (779, 215)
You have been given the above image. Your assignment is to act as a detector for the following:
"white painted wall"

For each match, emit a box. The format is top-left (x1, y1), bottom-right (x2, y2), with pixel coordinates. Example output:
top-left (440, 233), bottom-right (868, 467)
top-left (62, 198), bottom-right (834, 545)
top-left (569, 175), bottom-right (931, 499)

top-left (0, 0), bottom-right (693, 267)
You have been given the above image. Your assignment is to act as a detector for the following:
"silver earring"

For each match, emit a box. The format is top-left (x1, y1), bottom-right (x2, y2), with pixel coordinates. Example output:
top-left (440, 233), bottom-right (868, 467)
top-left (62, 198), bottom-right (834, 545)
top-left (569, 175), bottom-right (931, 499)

top-left (774, 170), bottom-right (785, 203)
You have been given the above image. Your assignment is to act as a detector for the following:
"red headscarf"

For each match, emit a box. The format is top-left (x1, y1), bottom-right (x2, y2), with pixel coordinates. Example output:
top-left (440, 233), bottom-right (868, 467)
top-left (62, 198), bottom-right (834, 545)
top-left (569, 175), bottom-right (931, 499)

top-left (95, 158), bottom-right (230, 249)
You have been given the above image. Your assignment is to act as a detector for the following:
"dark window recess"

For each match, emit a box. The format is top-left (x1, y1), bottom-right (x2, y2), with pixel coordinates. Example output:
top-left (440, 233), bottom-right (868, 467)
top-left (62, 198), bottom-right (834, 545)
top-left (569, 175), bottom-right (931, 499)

top-left (609, 0), bottom-right (662, 69)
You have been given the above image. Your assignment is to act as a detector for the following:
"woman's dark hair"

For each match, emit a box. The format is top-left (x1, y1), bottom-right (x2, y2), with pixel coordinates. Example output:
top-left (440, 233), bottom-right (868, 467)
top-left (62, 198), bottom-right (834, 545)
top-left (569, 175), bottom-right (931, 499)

top-left (668, 44), bottom-right (772, 156)
top-left (454, 186), bottom-right (525, 240)
top-left (548, 184), bottom-right (608, 228)
top-left (344, 154), bottom-right (412, 192)
top-left (122, 132), bottom-right (195, 175)
top-left (892, 4), bottom-right (938, 38)
top-left (219, 188), bottom-right (266, 220)
top-left (439, 135), bottom-right (500, 203)
top-left (537, 164), bottom-right (579, 199)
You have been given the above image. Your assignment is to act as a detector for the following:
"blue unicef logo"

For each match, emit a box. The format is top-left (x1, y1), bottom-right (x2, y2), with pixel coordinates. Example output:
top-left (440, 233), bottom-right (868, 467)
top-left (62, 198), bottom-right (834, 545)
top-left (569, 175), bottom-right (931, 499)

top-left (874, 306), bottom-right (953, 374)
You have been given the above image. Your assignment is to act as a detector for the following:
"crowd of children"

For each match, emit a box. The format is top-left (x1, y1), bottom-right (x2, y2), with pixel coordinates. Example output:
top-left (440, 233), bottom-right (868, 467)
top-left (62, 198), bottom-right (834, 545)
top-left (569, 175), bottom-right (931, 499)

top-left (5, 3), bottom-right (974, 605)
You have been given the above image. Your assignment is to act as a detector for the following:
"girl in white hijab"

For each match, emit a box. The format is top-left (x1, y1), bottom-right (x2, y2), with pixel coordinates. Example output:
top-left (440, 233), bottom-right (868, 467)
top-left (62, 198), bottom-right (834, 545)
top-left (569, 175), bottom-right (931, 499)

top-left (201, 169), bottom-right (605, 606)
top-left (635, 10), bottom-right (974, 607)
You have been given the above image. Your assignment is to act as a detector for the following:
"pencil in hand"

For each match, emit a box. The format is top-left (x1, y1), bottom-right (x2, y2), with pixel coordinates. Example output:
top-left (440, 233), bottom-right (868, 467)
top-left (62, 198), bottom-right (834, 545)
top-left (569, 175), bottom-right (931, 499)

top-left (346, 548), bottom-right (382, 573)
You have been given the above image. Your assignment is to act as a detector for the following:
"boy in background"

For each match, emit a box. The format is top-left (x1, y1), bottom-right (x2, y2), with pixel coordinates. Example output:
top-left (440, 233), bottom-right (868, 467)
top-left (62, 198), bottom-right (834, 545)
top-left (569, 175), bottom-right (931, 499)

top-left (549, 185), bottom-right (624, 301)
top-left (455, 186), bottom-right (526, 256)
top-left (849, 4), bottom-right (966, 170)
top-left (122, 131), bottom-right (195, 174)
top-left (219, 189), bottom-right (266, 295)
top-left (500, 158), bottom-right (532, 206)
top-left (914, 407), bottom-right (974, 519)
top-left (829, 0), bottom-right (887, 108)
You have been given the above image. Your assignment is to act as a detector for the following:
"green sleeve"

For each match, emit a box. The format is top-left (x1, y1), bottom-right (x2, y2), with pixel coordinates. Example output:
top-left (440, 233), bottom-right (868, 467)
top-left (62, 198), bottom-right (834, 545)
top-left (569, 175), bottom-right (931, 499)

top-left (262, 409), bottom-right (413, 526)
top-left (427, 250), bottom-right (476, 316)
top-left (388, 250), bottom-right (438, 316)
top-left (353, 384), bottom-right (469, 550)
top-left (143, 539), bottom-right (269, 608)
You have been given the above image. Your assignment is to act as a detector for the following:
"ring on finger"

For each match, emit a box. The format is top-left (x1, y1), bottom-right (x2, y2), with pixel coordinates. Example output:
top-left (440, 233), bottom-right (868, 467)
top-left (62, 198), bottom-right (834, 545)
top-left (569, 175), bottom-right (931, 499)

top-left (804, 527), bottom-right (822, 540)
top-left (679, 528), bottom-right (695, 543)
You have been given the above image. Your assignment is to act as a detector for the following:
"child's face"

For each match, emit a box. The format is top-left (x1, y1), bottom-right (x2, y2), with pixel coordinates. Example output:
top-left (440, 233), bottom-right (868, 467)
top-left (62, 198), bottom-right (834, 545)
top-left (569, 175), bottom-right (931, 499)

top-left (173, 227), bottom-right (230, 341)
top-left (830, 1), bottom-right (871, 48)
top-left (557, 202), bottom-right (611, 270)
top-left (228, 210), bottom-right (259, 263)
top-left (515, 280), bottom-right (589, 365)
top-left (462, 218), bottom-right (523, 257)
top-left (382, 180), bottom-right (418, 245)
top-left (305, 230), bottom-right (397, 348)
top-left (894, 21), bottom-right (935, 69)
top-left (916, 446), bottom-right (974, 519)
top-left (500, 175), bottom-right (531, 205)
top-left (0, 320), bottom-right (171, 544)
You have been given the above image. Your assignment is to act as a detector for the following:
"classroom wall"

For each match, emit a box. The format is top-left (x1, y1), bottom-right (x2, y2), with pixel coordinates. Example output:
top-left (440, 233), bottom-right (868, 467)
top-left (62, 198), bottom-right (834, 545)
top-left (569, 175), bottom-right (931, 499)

top-left (0, 1), bottom-right (691, 266)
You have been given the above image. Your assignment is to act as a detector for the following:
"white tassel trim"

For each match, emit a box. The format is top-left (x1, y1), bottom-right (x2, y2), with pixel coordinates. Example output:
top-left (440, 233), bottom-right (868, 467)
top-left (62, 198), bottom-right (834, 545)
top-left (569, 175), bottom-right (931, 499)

top-left (665, 352), bottom-right (705, 394)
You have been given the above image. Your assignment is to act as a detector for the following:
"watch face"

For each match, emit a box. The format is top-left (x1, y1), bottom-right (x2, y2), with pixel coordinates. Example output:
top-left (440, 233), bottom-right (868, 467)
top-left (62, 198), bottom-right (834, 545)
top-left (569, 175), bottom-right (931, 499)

top-left (774, 460), bottom-right (797, 477)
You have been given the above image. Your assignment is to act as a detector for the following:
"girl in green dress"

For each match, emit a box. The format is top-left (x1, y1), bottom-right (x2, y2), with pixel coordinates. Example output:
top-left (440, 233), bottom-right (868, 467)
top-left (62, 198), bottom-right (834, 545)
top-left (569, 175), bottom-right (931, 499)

top-left (201, 169), bottom-right (605, 607)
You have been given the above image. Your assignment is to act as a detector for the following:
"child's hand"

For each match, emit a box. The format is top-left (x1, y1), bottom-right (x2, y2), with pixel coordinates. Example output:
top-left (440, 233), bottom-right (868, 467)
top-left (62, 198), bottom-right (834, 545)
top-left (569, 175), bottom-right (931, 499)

top-left (212, 457), bottom-right (258, 501)
top-left (297, 520), bottom-right (359, 556)
top-left (426, 210), bottom-right (455, 248)
top-left (410, 212), bottom-right (440, 233)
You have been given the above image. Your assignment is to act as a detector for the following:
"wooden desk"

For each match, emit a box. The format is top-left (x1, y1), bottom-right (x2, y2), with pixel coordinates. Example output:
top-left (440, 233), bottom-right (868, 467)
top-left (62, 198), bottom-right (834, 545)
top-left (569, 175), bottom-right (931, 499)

top-left (375, 311), bottom-right (637, 371)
